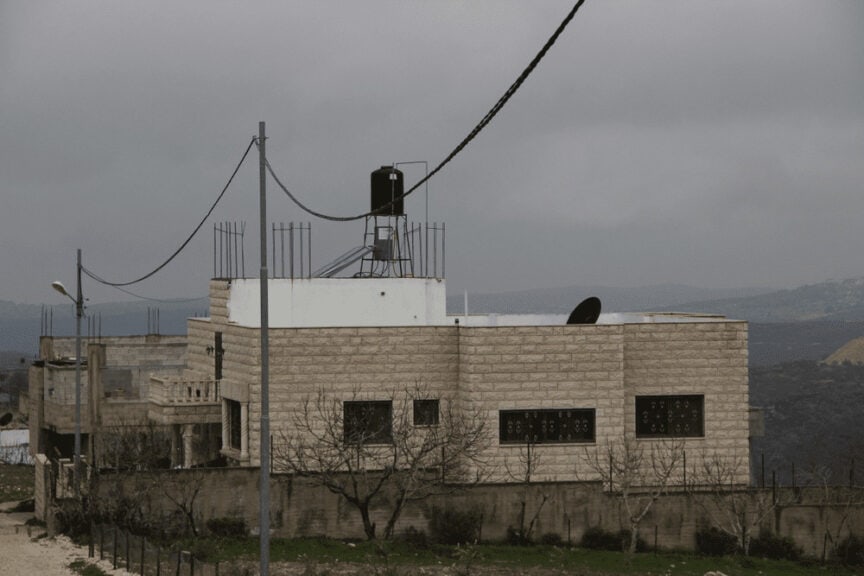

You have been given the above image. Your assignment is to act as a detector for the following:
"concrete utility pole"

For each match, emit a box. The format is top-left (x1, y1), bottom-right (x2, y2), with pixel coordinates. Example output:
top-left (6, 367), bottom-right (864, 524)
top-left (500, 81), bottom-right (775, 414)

top-left (51, 249), bottom-right (84, 498)
top-left (258, 121), bottom-right (271, 576)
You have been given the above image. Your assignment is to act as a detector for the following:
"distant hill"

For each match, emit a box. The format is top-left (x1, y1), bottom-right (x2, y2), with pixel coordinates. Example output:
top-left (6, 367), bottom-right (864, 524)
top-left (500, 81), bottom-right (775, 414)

top-left (748, 321), bottom-right (864, 366)
top-left (666, 278), bottom-right (864, 322)
top-left (446, 284), bottom-right (773, 316)
top-left (448, 277), bottom-right (864, 323)
top-left (750, 360), bottom-right (864, 485)
top-left (824, 337), bottom-right (864, 365)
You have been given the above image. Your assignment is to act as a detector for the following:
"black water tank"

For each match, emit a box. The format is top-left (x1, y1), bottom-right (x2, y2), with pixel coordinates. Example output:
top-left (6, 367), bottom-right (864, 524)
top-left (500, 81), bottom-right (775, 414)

top-left (370, 166), bottom-right (404, 215)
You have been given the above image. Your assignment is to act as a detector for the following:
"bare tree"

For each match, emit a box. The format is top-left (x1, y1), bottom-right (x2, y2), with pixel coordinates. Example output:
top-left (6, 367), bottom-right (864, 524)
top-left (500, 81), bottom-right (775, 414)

top-left (695, 452), bottom-right (787, 555)
top-left (91, 422), bottom-right (194, 537)
top-left (504, 439), bottom-right (548, 544)
top-left (157, 469), bottom-right (206, 537)
top-left (581, 437), bottom-right (685, 553)
top-left (273, 386), bottom-right (491, 540)
top-left (98, 421), bottom-right (172, 471)
top-left (799, 463), bottom-right (864, 561)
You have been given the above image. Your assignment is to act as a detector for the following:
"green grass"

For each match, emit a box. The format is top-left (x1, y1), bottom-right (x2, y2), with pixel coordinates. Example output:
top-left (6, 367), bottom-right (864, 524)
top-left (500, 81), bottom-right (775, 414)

top-left (176, 536), bottom-right (863, 576)
top-left (0, 463), bottom-right (33, 503)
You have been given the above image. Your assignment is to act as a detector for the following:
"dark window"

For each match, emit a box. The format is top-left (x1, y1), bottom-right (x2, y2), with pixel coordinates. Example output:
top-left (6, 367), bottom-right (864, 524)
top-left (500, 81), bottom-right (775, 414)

top-left (413, 399), bottom-right (440, 426)
top-left (227, 399), bottom-right (242, 450)
top-left (499, 409), bottom-right (595, 444)
top-left (215, 331), bottom-right (224, 381)
top-left (635, 395), bottom-right (704, 438)
top-left (344, 400), bottom-right (393, 444)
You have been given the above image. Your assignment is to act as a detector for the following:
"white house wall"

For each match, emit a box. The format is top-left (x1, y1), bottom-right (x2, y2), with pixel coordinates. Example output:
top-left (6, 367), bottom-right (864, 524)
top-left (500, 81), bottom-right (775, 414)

top-left (225, 278), bottom-right (447, 328)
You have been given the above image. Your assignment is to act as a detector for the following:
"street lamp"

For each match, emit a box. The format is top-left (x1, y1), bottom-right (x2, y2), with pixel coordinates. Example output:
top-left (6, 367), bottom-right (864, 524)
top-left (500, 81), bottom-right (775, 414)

top-left (51, 248), bottom-right (84, 498)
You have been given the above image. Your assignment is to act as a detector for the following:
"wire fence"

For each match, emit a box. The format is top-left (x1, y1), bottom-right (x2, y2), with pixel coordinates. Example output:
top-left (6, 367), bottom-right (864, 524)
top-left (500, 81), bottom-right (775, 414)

top-left (88, 525), bottom-right (226, 576)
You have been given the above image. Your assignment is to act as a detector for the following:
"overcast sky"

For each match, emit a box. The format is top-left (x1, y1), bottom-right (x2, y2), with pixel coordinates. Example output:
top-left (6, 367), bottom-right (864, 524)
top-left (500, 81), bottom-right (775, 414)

top-left (2, 1), bottom-right (863, 305)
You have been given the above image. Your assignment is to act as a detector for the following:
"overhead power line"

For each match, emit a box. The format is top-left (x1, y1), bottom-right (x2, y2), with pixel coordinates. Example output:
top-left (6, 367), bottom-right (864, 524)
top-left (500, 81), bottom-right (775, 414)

top-left (267, 0), bottom-right (588, 222)
top-left (84, 137), bottom-right (257, 288)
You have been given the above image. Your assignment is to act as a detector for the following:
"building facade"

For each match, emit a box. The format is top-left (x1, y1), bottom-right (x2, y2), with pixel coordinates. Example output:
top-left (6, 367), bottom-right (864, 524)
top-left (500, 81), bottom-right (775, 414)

top-left (28, 276), bottom-right (750, 486)
top-left (186, 278), bottom-right (750, 485)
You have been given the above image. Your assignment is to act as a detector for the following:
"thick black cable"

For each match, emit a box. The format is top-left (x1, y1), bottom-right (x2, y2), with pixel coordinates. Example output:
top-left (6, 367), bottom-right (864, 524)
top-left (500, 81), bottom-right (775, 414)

top-left (267, 0), bottom-right (588, 222)
top-left (83, 137), bottom-right (257, 287)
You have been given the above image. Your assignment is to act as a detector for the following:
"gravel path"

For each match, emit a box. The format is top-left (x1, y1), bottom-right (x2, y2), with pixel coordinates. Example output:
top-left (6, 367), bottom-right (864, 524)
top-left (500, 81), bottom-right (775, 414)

top-left (0, 501), bottom-right (134, 576)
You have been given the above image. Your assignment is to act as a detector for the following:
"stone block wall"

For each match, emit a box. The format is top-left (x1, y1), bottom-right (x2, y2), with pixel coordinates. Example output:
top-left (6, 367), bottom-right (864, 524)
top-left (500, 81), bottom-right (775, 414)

top-left (459, 325), bottom-right (626, 482)
top-left (245, 326), bottom-right (459, 468)
top-left (76, 466), bottom-right (864, 556)
top-left (623, 321), bottom-right (750, 485)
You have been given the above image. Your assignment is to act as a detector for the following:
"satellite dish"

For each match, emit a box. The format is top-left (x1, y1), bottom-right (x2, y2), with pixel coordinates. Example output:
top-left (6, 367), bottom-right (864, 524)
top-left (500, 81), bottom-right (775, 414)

top-left (0, 412), bottom-right (12, 426)
top-left (567, 297), bottom-right (601, 325)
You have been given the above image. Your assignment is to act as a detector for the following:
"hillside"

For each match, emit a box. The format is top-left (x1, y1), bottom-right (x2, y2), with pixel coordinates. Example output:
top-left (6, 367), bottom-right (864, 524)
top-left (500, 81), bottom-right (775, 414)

top-left (668, 277), bottom-right (864, 322)
top-left (750, 360), bottom-right (864, 485)
top-left (824, 337), bottom-right (864, 364)
top-left (447, 277), bottom-right (864, 323)
top-left (446, 284), bottom-right (773, 316)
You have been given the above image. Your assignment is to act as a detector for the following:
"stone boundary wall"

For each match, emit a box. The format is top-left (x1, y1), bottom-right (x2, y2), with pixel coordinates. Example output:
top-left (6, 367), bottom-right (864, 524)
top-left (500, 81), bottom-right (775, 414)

top-left (70, 466), bottom-right (864, 556)
top-left (34, 454), bottom-right (50, 521)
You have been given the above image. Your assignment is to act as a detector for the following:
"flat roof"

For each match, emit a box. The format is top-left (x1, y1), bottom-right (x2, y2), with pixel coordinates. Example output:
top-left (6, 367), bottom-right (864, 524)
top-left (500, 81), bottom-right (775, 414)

top-left (451, 312), bottom-right (734, 327)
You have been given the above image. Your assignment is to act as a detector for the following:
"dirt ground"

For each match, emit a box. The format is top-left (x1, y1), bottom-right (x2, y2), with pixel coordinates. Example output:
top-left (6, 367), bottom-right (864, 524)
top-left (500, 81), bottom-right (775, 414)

top-left (0, 501), bottom-right (135, 576)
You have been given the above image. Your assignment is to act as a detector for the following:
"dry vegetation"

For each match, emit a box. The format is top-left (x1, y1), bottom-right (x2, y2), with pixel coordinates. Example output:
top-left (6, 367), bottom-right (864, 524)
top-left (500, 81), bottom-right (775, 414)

top-left (0, 463), bottom-right (33, 503)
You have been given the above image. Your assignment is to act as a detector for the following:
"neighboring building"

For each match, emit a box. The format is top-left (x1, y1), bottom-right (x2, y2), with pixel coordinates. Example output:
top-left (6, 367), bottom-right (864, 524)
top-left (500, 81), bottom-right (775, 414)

top-left (28, 333), bottom-right (221, 469)
top-left (0, 429), bottom-right (31, 465)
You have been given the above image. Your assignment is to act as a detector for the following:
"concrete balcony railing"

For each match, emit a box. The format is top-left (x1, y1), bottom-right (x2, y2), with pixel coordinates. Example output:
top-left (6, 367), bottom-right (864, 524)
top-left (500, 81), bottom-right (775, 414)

top-left (149, 376), bottom-right (220, 406)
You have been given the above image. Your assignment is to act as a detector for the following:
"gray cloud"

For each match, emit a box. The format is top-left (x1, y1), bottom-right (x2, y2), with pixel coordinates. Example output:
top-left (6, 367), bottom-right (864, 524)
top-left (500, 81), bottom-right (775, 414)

top-left (1, 1), bottom-right (862, 304)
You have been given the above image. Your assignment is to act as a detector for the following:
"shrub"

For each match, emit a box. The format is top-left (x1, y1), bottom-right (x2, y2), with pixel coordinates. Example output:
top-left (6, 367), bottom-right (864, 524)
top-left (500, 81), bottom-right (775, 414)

top-left (188, 538), bottom-right (221, 562)
top-left (539, 532), bottom-right (564, 546)
top-left (53, 500), bottom-right (90, 539)
top-left (428, 505), bottom-right (483, 545)
top-left (580, 527), bottom-right (647, 552)
top-left (206, 517), bottom-right (247, 538)
top-left (836, 534), bottom-right (864, 566)
top-left (580, 527), bottom-right (624, 551)
top-left (397, 526), bottom-right (428, 549)
top-left (505, 525), bottom-right (532, 546)
top-left (749, 530), bottom-right (802, 561)
top-left (695, 527), bottom-right (738, 557)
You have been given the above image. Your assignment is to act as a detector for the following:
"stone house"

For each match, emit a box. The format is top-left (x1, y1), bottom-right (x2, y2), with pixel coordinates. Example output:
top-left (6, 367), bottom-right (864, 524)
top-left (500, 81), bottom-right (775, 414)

top-left (27, 333), bottom-right (222, 471)
top-left (27, 275), bottom-right (750, 487)
top-left (184, 276), bottom-right (750, 485)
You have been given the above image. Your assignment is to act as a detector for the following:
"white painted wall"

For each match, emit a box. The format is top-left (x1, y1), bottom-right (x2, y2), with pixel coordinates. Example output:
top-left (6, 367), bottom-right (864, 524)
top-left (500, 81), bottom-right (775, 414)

top-left (226, 278), bottom-right (447, 328)
top-left (225, 278), bottom-right (730, 329)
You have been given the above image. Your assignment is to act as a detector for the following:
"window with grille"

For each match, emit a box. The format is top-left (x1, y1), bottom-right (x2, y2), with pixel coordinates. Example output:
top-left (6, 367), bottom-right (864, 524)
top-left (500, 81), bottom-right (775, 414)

top-left (499, 408), bottom-right (595, 444)
top-left (635, 395), bottom-right (704, 438)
